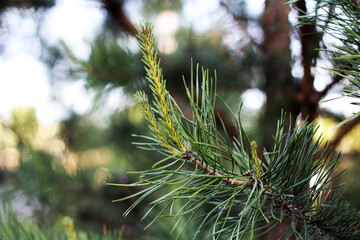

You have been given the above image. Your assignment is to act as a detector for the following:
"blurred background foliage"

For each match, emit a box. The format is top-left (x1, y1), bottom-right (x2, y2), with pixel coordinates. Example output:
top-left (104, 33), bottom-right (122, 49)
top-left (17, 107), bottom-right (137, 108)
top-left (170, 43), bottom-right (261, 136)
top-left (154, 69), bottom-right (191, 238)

top-left (0, 0), bottom-right (359, 239)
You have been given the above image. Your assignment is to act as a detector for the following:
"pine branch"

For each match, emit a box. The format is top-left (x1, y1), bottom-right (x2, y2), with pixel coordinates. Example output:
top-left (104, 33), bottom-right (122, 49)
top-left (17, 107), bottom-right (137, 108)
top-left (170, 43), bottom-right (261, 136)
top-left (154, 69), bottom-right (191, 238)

top-left (317, 74), bottom-right (343, 100)
top-left (116, 20), bottom-right (360, 239)
top-left (103, 0), bottom-right (137, 35)
top-left (330, 113), bottom-right (360, 148)
top-left (135, 20), bottom-right (186, 154)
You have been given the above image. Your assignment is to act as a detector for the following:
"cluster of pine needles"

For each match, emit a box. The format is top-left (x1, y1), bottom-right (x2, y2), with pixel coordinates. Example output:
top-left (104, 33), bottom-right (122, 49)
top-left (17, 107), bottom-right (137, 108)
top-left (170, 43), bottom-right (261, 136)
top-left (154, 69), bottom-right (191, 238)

top-left (112, 19), bottom-right (360, 240)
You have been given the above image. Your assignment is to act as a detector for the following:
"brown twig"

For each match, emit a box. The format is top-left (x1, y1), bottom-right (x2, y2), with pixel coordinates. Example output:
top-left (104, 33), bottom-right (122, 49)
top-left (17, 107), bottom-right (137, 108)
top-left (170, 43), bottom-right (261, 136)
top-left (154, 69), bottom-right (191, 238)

top-left (184, 153), bottom-right (252, 187)
top-left (318, 74), bottom-right (343, 100)
top-left (184, 152), bottom-right (310, 219)
top-left (330, 114), bottom-right (360, 149)
top-left (102, 0), bottom-right (137, 36)
top-left (315, 114), bottom-right (360, 160)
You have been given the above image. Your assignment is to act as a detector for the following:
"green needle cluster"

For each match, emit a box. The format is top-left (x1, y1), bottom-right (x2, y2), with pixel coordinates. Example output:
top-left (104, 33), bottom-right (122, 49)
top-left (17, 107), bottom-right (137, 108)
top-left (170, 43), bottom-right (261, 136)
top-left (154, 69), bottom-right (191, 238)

top-left (115, 19), bottom-right (360, 239)
top-left (134, 20), bottom-right (186, 155)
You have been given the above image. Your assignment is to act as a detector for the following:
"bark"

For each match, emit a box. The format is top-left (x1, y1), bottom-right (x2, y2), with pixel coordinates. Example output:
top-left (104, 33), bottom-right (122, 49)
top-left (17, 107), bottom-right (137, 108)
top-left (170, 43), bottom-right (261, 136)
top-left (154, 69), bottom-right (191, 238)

top-left (295, 0), bottom-right (321, 122)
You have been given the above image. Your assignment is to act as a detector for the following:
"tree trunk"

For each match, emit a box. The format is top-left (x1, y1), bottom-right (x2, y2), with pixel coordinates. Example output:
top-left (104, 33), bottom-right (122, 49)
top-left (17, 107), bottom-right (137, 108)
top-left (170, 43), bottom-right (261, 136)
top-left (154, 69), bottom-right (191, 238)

top-left (295, 0), bottom-right (320, 123)
top-left (260, 0), bottom-right (299, 150)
